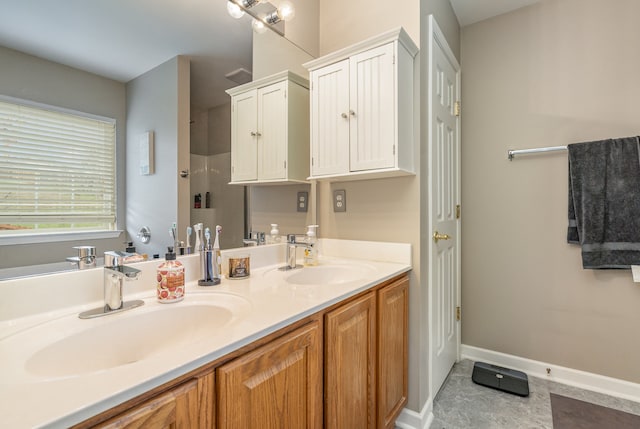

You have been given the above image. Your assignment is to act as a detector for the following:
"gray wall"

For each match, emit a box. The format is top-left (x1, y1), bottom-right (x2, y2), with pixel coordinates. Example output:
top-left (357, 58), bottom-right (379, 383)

top-left (126, 56), bottom-right (190, 257)
top-left (0, 45), bottom-right (126, 268)
top-left (461, 0), bottom-right (640, 383)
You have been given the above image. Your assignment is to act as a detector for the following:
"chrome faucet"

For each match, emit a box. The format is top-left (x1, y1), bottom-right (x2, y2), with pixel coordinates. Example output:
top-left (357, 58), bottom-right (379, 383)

top-left (243, 231), bottom-right (265, 246)
top-left (79, 251), bottom-right (144, 319)
top-left (279, 234), bottom-right (309, 271)
top-left (66, 245), bottom-right (96, 269)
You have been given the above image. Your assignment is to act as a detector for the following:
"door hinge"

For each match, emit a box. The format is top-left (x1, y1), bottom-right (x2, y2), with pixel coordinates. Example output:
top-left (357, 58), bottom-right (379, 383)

top-left (393, 54), bottom-right (396, 65)
top-left (393, 145), bottom-right (396, 156)
top-left (284, 160), bottom-right (287, 169)
top-left (311, 157), bottom-right (314, 166)
top-left (454, 101), bottom-right (461, 117)
top-left (456, 306), bottom-right (461, 321)
top-left (456, 204), bottom-right (461, 219)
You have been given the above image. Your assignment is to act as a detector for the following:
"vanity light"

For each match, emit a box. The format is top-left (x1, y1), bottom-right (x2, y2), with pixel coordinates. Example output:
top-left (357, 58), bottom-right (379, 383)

top-left (226, 1), bottom-right (245, 19)
top-left (252, 18), bottom-right (268, 34)
top-left (277, 1), bottom-right (295, 21)
top-left (264, 1), bottom-right (295, 24)
top-left (226, 0), bottom-right (294, 35)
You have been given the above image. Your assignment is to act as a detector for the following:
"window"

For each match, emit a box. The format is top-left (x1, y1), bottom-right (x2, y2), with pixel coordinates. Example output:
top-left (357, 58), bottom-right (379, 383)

top-left (0, 97), bottom-right (117, 239)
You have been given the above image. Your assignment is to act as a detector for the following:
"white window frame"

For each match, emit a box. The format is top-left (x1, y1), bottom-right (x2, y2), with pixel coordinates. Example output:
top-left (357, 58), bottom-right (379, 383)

top-left (0, 95), bottom-right (122, 245)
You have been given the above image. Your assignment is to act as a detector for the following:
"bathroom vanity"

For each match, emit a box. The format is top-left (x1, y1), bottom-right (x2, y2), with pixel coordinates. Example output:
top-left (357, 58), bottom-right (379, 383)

top-left (0, 239), bottom-right (410, 428)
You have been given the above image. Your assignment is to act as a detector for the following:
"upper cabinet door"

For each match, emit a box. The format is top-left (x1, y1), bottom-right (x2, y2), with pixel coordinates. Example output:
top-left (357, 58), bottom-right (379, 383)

top-left (227, 71), bottom-right (309, 185)
top-left (349, 43), bottom-right (396, 172)
top-left (231, 89), bottom-right (258, 182)
top-left (257, 81), bottom-right (288, 181)
top-left (310, 59), bottom-right (350, 177)
top-left (305, 28), bottom-right (418, 182)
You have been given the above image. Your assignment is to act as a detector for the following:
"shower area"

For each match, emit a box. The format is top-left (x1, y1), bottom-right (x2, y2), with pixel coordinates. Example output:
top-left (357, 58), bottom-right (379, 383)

top-left (190, 103), bottom-right (245, 249)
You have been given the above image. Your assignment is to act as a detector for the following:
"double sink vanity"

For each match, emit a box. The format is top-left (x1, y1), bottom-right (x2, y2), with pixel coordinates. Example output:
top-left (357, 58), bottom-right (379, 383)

top-left (0, 239), bottom-right (411, 428)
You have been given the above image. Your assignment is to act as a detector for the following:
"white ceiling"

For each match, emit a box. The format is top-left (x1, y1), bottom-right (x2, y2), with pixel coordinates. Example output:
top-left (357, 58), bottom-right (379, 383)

top-left (450, 0), bottom-right (541, 26)
top-left (0, 0), bottom-right (253, 109)
top-left (0, 0), bottom-right (541, 109)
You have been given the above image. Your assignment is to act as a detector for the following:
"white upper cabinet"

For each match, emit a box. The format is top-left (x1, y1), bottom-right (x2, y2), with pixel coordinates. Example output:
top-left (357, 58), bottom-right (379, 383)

top-left (226, 71), bottom-right (309, 185)
top-left (305, 28), bottom-right (418, 181)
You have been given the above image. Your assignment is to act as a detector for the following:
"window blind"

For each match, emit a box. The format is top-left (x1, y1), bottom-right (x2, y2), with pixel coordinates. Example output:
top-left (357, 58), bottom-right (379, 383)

top-left (0, 99), bottom-right (116, 234)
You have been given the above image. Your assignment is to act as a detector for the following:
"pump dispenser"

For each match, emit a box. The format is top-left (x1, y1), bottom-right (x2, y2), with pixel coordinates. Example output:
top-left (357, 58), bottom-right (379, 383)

top-left (157, 247), bottom-right (185, 303)
top-left (268, 224), bottom-right (280, 244)
top-left (303, 225), bottom-right (319, 266)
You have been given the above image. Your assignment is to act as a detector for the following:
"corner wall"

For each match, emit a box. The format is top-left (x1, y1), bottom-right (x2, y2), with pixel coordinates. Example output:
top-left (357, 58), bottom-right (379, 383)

top-left (126, 56), bottom-right (190, 257)
top-left (317, 0), bottom-right (425, 413)
top-left (461, 0), bottom-right (640, 383)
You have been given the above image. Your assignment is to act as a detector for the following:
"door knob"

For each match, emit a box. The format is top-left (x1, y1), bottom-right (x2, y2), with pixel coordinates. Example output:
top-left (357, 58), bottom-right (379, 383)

top-left (433, 231), bottom-right (451, 243)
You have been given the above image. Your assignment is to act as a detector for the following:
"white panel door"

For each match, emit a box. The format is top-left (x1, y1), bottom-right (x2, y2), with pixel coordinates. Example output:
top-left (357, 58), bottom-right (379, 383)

top-left (310, 59), bottom-right (350, 177)
top-left (257, 81), bottom-right (287, 180)
top-left (231, 89), bottom-right (258, 182)
top-left (428, 16), bottom-right (461, 397)
top-left (349, 43), bottom-right (395, 172)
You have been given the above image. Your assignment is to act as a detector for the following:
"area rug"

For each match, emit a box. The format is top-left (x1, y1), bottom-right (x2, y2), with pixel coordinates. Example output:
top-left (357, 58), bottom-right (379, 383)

top-left (550, 393), bottom-right (640, 429)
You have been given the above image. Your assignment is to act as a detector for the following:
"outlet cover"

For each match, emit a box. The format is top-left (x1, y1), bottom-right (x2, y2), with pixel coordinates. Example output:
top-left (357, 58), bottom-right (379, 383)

top-left (333, 189), bottom-right (346, 212)
top-left (297, 191), bottom-right (308, 212)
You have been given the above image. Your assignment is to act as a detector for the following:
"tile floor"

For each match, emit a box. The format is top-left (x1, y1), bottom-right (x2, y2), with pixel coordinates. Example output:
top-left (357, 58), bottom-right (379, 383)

top-left (431, 359), bottom-right (640, 428)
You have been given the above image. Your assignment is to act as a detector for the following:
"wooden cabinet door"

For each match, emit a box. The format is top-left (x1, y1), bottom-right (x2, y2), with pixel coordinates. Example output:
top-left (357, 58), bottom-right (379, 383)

top-left (257, 81), bottom-right (287, 180)
top-left (97, 379), bottom-right (199, 429)
top-left (377, 277), bottom-right (409, 429)
top-left (231, 89), bottom-right (258, 182)
top-left (348, 42), bottom-right (396, 172)
top-left (310, 59), bottom-right (350, 177)
top-left (325, 292), bottom-right (376, 429)
top-left (216, 322), bottom-right (322, 429)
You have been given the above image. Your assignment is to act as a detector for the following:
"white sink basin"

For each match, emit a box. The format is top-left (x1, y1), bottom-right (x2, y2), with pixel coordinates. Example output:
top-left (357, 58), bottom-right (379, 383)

top-left (262, 260), bottom-right (378, 287)
top-left (2, 293), bottom-right (251, 379)
top-left (284, 264), bottom-right (371, 285)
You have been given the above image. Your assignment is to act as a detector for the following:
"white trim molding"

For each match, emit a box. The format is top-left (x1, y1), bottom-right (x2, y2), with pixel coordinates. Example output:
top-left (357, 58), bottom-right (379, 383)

top-left (395, 397), bottom-right (434, 429)
top-left (461, 344), bottom-right (640, 403)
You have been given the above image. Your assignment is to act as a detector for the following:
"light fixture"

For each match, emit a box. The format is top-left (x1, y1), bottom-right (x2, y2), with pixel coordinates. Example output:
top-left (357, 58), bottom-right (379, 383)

top-left (251, 18), bottom-right (268, 34)
top-left (276, 1), bottom-right (295, 21)
top-left (226, 0), bottom-right (294, 36)
top-left (226, 1), bottom-right (245, 19)
top-left (264, 1), bottom-right (295, 24)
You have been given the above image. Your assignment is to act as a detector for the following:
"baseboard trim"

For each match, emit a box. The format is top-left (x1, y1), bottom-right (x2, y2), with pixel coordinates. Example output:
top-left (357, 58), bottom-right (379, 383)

top-left (461, 344), bottom-right (640, 403)
top-left (395, 396), bottom-right (434, 429)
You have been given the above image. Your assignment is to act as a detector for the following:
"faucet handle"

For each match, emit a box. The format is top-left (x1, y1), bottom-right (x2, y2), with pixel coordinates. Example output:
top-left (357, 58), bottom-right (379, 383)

top-left (287, 234), bottom-right (296, 244)
top-left (104, 250), bottom-right (133, 267)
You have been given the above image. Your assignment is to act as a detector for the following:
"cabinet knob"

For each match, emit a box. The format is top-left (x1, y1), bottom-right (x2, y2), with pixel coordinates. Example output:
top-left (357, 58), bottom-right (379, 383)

top-left (349, 110), bottom-right (356, 117)
top-left (341, 113), bottom-right (348, 119)
top-left (250, 131), bottom-right (257, 136)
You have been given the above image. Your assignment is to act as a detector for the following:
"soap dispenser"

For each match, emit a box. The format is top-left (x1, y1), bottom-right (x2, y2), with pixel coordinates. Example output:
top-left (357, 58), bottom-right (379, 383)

top-left (268, 223), bottom-right (280, 244)
top-left (157, 246), bottom-right (185, 303)
top-left (303, 225), bottom-right (319, 266)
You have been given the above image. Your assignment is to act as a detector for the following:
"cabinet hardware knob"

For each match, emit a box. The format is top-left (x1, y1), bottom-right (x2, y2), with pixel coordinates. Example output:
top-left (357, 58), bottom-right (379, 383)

top-left (250, 131), bottom-right (257, 136)
top-left (349, 110), bottom-right (356, 116)
top-left (341, 113), bottom-right (348, 119)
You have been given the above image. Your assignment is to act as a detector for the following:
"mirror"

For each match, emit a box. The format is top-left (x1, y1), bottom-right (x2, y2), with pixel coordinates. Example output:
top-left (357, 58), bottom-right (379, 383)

top-left (0, 0), bottom-right (318, 278)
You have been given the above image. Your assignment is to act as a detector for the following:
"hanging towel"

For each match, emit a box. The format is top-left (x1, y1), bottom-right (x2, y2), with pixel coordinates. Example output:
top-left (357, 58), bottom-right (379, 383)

top-left (567, 136), bottom-right (640, 269)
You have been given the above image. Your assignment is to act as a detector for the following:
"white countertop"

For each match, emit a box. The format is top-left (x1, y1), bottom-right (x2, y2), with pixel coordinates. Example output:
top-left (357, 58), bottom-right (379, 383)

top-left (0, 239), bottom-right (411, 428)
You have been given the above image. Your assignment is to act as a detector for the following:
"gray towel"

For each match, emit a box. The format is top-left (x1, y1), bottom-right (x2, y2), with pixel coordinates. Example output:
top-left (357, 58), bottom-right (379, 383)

top-left (567, 136), bottom-right (640, 269)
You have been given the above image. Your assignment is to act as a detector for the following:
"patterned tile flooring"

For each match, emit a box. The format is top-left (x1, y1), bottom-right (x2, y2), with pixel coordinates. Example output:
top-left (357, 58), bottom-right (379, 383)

top-left (431, 359), bottom-right (640, 428)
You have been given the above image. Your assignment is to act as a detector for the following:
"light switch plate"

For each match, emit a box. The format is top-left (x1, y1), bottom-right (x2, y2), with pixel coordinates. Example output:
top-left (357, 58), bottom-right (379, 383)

top-left (333, 189), bottom-right (346, 212)
top-left (297, 191), bottom-right (308, 212)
